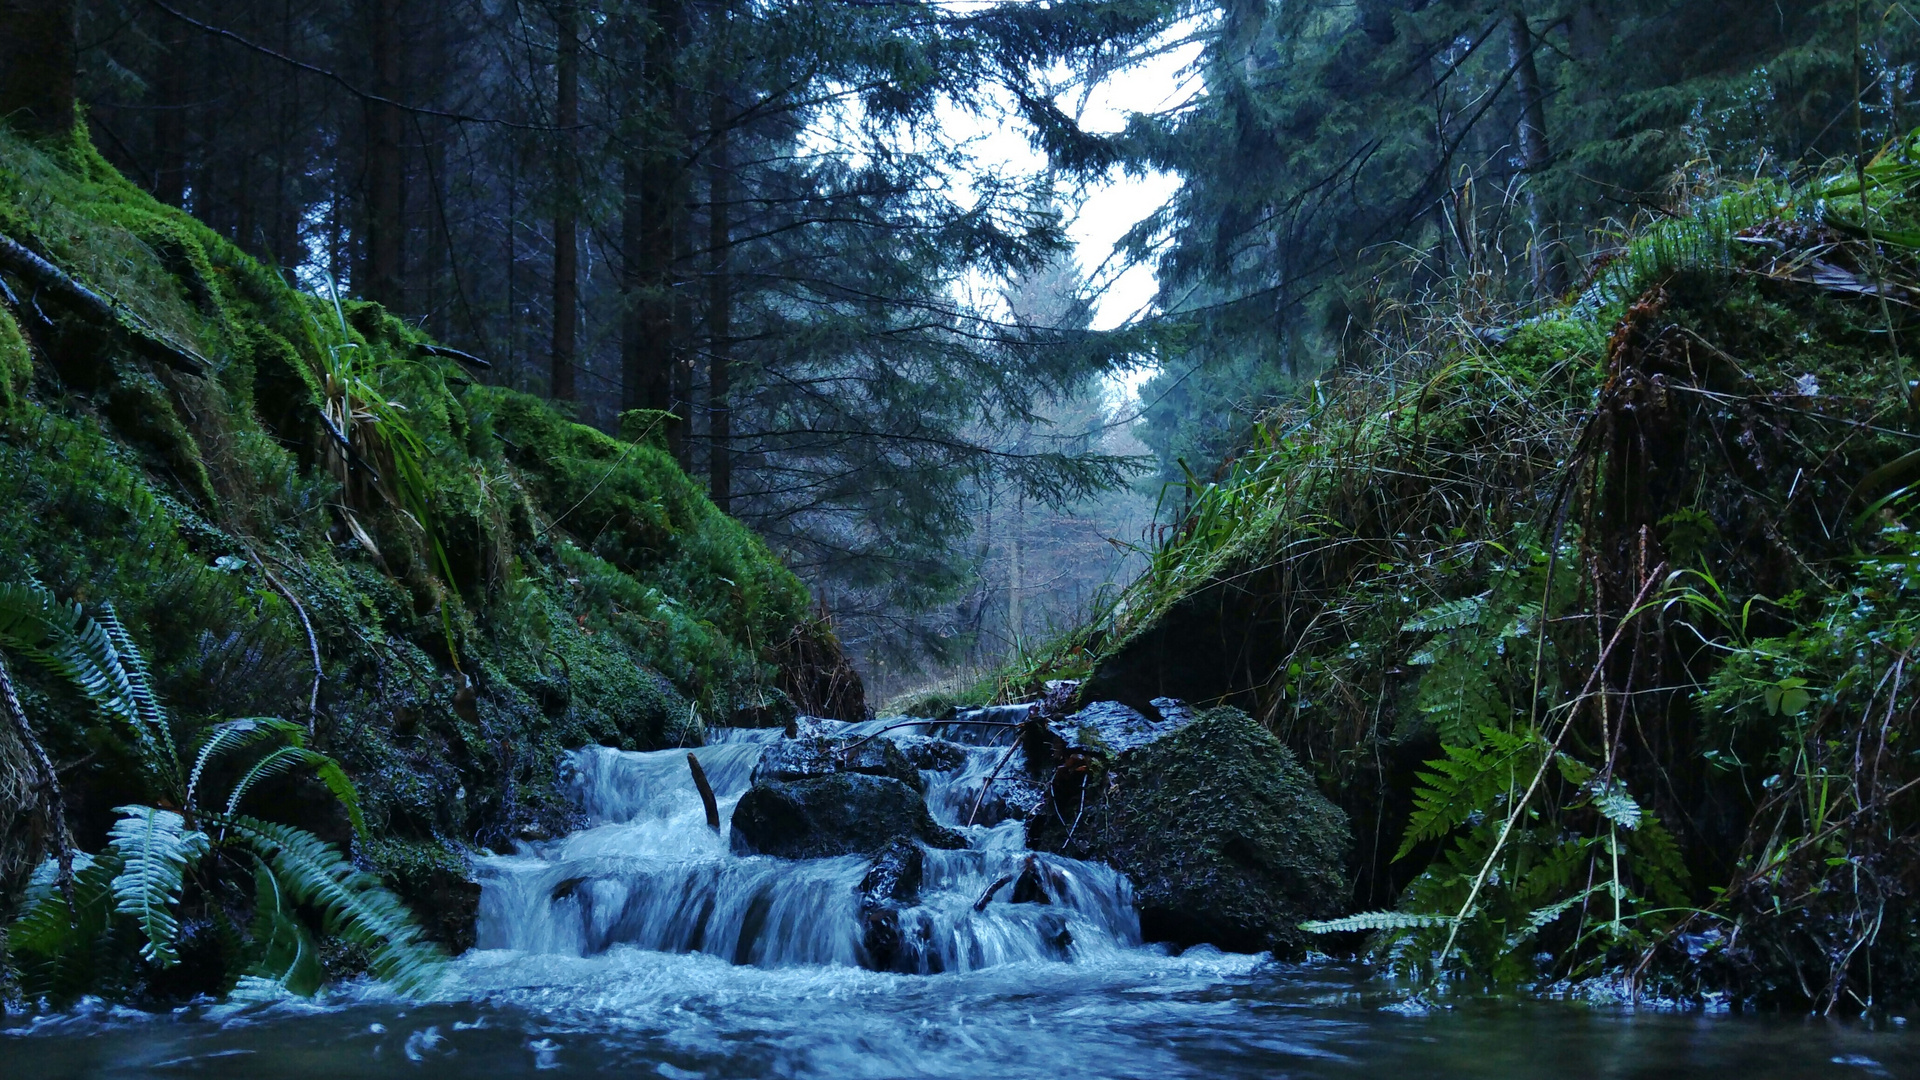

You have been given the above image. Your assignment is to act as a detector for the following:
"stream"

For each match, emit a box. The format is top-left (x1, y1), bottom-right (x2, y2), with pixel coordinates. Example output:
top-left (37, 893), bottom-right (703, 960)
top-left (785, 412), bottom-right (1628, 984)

top-left (5, 721), bottom-right (1917, 1078)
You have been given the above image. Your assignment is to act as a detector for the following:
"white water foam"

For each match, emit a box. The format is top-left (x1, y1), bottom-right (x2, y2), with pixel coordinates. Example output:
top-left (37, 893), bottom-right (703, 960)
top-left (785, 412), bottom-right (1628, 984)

top-left (473, 726), bottom-right (1137, 973)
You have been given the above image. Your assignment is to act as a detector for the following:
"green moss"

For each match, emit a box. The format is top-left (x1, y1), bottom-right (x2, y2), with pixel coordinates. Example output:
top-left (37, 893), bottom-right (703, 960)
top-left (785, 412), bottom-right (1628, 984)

top-left (0, 125), bottom-right (834, 985)
top-left (0, 306), bottom-right (26, 410)
top-left (1497, 315), bottom-right (1607, 388)
top-left (1029, 707), bottom-right (1350, 957)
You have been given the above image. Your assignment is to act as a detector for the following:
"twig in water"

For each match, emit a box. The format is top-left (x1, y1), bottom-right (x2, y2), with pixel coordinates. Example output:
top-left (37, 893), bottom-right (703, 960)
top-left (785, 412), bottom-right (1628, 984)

top-left (974, 871), bottom-right (1015, 912)
top-left (966, 737), bottom-right (1023, 827)
top-left (688, 753), bottom-right (720, 831)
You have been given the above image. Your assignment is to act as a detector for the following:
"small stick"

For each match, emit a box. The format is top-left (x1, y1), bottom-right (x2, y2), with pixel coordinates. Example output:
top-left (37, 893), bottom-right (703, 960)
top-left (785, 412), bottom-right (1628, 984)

top-left (688, 753), bottom-right (720, 831)
top-left (243, 541), bottom-right (322, 737)
top-left (974, 872), bottom-right (1015, 912)
top-left (966, 737), bottom-right (1023, 827)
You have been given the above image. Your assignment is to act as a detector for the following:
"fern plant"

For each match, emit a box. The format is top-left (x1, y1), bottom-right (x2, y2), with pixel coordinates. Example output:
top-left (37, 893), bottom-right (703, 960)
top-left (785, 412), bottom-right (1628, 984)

top-left (1308, 538), bottom-right (1690, 987)
top-left (0, 580), bottom-right (442, 1001)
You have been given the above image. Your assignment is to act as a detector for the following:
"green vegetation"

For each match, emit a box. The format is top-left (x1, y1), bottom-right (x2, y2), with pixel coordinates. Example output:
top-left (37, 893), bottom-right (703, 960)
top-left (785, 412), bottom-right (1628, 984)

top-left (1022, 132), bottom-right (1920, 1008)
top-left (0, 582), bottom-right (439, 1001)
top-left (0, 123), bottom-right (840, 1001)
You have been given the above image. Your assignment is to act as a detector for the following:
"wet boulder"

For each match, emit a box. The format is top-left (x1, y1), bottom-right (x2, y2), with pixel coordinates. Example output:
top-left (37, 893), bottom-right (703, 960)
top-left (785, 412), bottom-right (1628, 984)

top-left (1040, 698), bottom-right (1197, 758)
top-left (731, 774), bottom-right (964, 858)
top-left (891, 735), bottom-right (968, 773)
top-left (857, 837), bottom-right (924, 970)
top-left (751, 733), bottom-right (924, 793)
top-left (730, 687), bottom-right (799, 729)
top-left (731, 735), bottom-right (963, 859)
top-left (1027, 704), bottom-right (1349, 958)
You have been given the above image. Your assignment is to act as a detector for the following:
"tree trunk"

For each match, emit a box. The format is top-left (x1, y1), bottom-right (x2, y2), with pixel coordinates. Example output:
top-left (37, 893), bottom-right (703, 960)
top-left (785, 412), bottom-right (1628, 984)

top-left (621, 152), bottom-right (652, 413)
top-left (1508, 6), bottom-right (1564, 297)
top-left (361, 0), bottom-right (407, 309)
top-left (670, 204), bottom-right (694, 467)
top-left (152, 11), bottom-right (190, 206)
top-left (1009, 493), bottom-right (1024, 644)
top-left (0, 0), bottom-right (76, 139)
top-left (707, 94), bottom-right (733, 512)
top-left (623, 0), bottom-right (686, 419)
top-left (551, 0), bottom-right (580, 402)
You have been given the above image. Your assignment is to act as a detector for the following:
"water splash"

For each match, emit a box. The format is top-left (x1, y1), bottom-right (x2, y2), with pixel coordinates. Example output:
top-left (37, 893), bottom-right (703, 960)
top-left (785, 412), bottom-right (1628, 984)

top-left (474, 725), bottom-right (1136, 972)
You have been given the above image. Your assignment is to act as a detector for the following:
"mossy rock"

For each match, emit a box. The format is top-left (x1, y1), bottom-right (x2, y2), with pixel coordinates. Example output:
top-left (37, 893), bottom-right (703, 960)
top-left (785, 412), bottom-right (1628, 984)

top-left (731, 775), bottom-right (966, 859)
top-left (1028, 706), bottom-right (1350, 957)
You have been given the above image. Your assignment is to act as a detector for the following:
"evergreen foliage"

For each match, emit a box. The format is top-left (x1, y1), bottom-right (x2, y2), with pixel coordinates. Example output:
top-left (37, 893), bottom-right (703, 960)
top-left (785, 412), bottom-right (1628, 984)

top-left (56, 0), bottom-right (1184, 651)
top-left (1128, 0), bottom-right (1920, 480)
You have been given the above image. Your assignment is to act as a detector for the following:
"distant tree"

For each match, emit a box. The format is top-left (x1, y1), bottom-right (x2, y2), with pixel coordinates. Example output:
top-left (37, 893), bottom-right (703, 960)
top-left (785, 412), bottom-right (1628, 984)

top-left (0, 0), bottom-right (76, 138)
top-left (1127, 0), bottom-right (1920, 478)
top-left (66, 0), bottom-right (1183, 652)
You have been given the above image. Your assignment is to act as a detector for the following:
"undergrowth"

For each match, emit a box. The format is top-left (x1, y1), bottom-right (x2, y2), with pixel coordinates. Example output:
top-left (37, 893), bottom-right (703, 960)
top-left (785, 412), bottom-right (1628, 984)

top-left (1016, 130), bottom-right (1920, 1009)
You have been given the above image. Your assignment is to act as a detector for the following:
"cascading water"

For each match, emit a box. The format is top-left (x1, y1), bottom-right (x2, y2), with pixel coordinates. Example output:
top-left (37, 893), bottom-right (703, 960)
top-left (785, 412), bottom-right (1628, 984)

top-left (474, 720), bottom-right (1140, 974)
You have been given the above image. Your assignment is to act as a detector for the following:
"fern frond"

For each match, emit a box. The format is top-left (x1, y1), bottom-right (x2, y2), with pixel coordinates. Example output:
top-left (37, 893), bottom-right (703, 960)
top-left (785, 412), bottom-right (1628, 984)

top-left (107, 804), bottom-right (210, 967)
top-left (1396, 725), bottom-right (1543, 861)
top-left (1523, 884), bottom-right (1604, 936)
top-left (8, 852), bottom-right (126, 1001)
top-left (1302, 910), bottom-right (1454, 934)
top-left (100, 604), bottom-right (178, 769)
top-left (307, 753), bottom-right (367, 838)
top-left (1401, 594), bottom-right (1487, 633)
top-left (0, 581), bottom-right (140, 731)
top-left (242, 857), bottom-right (324, 997)
top-left (223, 745), bottom-right (366, 837)
top-left (213, 813), bottom-right (443, 994)
top-left (187, 717), bottom-right (306, 808)
top-left (1414, 648), bottom-right (1508, 747)
top-left (1586, 778), bottom-right (1643, 830)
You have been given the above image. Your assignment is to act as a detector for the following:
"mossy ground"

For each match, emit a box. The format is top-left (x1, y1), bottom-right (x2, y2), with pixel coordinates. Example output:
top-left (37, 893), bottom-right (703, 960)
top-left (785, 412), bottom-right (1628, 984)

top-left (1008, 152), bottom-right (1920, 1006)
top-left (0, 125), bottom-right (845, 979)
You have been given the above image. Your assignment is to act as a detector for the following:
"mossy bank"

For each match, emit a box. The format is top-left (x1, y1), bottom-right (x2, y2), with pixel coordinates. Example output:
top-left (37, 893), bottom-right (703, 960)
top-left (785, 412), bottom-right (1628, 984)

top-left (1011, 143), bottom-right (1920, 1009)
top-left (0, 125), bottom-right (858, 996)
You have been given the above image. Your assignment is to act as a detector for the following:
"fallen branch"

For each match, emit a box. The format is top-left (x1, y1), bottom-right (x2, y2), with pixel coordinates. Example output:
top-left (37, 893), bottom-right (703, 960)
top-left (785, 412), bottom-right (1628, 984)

top-left (965, 737), bottom-right (1023, 827)
top-left (0, 232), bottom-right (208, 376)
top-left (688, 753), bottom-right (720, 831)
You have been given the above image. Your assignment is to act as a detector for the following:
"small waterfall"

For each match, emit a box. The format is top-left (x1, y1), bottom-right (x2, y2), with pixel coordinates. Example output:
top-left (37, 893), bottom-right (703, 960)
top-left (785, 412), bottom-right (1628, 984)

top-left (474, 722), bottom-right (1138, 972)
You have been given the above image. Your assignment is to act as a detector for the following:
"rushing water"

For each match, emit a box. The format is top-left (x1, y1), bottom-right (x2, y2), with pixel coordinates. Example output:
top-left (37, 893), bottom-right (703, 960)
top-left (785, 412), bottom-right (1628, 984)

top-left (7, 721), bottom-right (1920, 1078)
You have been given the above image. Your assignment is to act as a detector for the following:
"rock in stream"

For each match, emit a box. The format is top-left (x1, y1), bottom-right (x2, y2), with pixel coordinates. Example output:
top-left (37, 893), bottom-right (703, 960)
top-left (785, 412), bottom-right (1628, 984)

top-left (1027, 702), bottom-right (1349, 957)
top-left (730, 733), bottom-right (967, 858)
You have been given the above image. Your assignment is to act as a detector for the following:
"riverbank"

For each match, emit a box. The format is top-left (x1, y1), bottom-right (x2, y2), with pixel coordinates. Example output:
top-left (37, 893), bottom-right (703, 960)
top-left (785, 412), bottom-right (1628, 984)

top-left (995, 142), bottom-right (1920, 1009)
top-left (0, 123), bottom-right (858, 1001)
